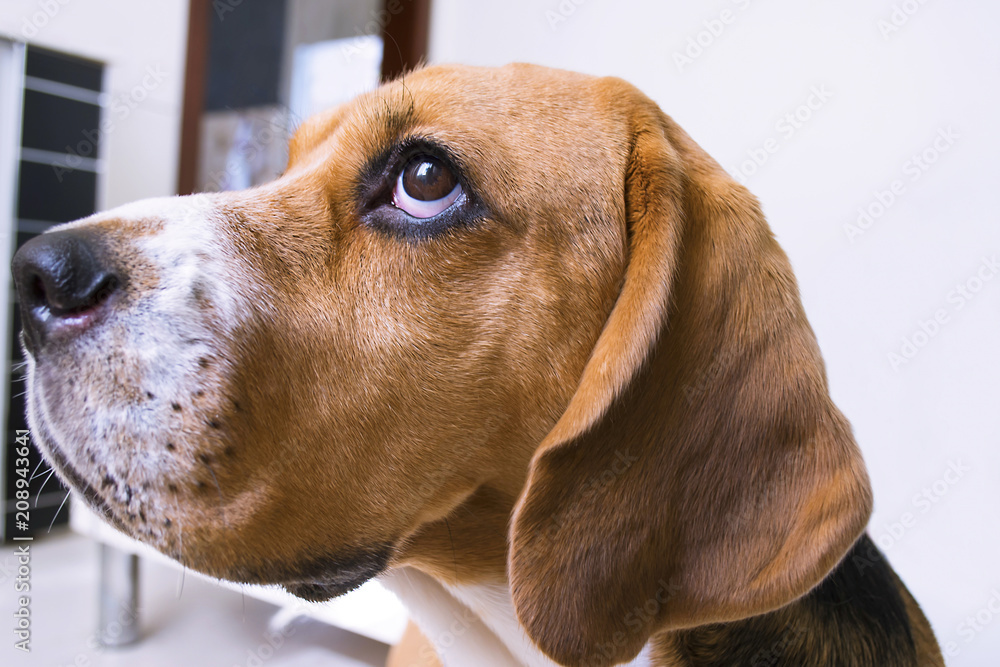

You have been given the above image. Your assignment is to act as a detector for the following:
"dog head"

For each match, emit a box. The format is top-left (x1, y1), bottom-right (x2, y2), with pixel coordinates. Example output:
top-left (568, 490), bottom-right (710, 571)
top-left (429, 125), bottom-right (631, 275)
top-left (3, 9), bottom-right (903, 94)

top-left (13, 63), bottom-right (871, 666)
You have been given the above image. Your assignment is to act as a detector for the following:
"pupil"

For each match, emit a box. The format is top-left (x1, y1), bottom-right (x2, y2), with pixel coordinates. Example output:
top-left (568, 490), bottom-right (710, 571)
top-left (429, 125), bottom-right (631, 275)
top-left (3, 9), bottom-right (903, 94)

top-left (415, 160), bottom-right (439, 182)
top-left (404, 156), bottom-right (456, 201)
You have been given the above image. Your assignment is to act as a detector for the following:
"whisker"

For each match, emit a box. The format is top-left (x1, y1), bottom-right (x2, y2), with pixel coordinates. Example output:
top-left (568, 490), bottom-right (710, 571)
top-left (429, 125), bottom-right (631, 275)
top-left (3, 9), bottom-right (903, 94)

top-left (34, 469), bottom-right (56, 505)
top-left (205, 465), bottom-right (228, 526)
top-left (47, 490), bottom-right (72, 533)
top-left (444, 517), bottom-right (458, 581)
top-left (28, 459), bottom-right (48, 480)
top-left (173, 502), bottom-right (187, 599)
top-left (176, 566), bottom-right (186, 599)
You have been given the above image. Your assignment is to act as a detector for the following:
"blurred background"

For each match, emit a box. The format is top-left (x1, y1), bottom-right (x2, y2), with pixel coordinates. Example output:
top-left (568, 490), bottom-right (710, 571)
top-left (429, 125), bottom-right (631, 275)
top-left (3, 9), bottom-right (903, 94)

top-left (0, 0), bottom-right (997, 665)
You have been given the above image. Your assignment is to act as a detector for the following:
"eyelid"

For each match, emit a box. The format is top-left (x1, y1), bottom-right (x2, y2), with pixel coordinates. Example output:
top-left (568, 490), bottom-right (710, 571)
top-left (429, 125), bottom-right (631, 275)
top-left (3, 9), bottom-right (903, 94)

top-left (357, 137), bottom-right (489, 240)
top-left (394, 139), bottom-right (467, 181)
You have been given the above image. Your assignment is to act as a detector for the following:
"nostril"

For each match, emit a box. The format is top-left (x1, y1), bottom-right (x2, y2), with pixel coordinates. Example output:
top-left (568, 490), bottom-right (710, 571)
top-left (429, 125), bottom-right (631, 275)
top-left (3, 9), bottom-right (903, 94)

top-left (47, 271), bottom-right (120, 316)
top-left (92, 274), bottom-right (120, 306)
top-left (27, 273), bottom-right (48, 307)
top-left (22, 263), bottom-right (120, 316)
top-left (11, 229), bottom-right (124, 347)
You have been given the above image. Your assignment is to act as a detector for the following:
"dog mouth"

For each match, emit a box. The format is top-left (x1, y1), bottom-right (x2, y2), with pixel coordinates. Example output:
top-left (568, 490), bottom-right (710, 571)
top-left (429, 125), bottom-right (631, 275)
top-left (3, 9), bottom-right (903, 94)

top-left (25, 347), bottom-right (396, 600)
top-left (27, 393), bottom-right (129, 534)
top-left (261, 548), bottom-right (394, 602)
top-left (30, 382), bottom-right (392, 598)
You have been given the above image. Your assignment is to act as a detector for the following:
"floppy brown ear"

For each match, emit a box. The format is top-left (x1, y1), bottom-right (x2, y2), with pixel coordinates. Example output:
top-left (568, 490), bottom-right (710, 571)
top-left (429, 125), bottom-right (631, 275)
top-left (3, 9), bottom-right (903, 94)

top-left (508, 80), bottom-right (873, 667)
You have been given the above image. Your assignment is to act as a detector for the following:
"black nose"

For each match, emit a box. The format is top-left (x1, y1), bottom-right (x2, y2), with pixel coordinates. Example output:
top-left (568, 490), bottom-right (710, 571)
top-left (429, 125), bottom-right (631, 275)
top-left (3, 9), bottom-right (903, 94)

top-left (11, 229), bottom-right (122, 352)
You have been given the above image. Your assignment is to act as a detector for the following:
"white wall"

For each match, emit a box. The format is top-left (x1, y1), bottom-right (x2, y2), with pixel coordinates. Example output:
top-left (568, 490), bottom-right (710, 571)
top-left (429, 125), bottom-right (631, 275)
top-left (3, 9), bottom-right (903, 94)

top-left (430, 1), bottom-right (1000, 664)
top-left (1, 0), bottom-right (994, 661)
top-left (0, 0), bottom-right (189, 207)
top-left (281, 0), bottom-right (380, 108)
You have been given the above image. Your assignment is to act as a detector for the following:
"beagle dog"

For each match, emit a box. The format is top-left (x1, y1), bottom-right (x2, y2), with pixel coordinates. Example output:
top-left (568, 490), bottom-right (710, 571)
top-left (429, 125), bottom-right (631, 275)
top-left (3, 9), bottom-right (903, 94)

top-left (12, 63), bottom-right (943, 666)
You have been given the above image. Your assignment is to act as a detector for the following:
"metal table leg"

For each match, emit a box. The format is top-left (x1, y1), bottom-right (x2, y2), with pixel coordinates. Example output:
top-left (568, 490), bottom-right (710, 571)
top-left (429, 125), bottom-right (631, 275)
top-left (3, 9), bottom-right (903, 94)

top-left (98, 544), bottom-right (140, 646)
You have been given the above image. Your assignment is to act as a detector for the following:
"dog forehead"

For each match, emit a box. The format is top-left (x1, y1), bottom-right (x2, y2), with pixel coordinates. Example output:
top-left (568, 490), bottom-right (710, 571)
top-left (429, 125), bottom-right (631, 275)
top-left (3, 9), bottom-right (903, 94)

top-left (387, 63), bottom-right (624, 142)
top-left (285, 64), bottom-right (635, 229)
top-left (291, 64), bottom-right (629, 170)
top-left (403, 62), bottom-right (603, 107)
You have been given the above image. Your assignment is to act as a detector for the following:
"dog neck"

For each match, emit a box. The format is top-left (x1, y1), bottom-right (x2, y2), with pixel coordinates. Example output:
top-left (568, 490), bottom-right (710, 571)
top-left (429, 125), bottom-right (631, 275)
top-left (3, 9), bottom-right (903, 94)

top-left (381, 567), bottom-right (654, 667)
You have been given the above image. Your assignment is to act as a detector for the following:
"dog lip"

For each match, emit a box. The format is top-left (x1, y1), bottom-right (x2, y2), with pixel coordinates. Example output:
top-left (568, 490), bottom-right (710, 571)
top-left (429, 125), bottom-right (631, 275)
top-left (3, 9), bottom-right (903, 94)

top-left (29, 405), bottom-right (127, 532)
top-left (20, 288), bottom-right (118, 354)
top-left (35, 301), bottom-right (102, 335)
top-left (276, 546), bottom-right (393, 602)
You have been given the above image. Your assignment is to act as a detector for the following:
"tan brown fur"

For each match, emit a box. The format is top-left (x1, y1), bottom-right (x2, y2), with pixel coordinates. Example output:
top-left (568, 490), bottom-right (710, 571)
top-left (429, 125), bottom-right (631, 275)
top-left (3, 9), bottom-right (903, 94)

top-left (18, 64), bottom-right (940, 666)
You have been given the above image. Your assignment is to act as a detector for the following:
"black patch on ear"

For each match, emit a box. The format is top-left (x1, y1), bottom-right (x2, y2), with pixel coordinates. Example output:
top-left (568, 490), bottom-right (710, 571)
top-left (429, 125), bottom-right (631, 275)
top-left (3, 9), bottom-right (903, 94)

top-left (674, 534), bottom-right (919, 666)
top-left (279, 546), bottom-right (392, 602)
top-left (809, 533), bottom-right (916, 647)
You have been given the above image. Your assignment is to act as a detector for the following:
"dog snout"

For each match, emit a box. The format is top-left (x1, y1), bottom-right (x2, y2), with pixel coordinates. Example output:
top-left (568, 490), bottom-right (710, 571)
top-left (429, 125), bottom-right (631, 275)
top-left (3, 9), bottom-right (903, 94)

top-left (11, 229), bottom-right (123, 351)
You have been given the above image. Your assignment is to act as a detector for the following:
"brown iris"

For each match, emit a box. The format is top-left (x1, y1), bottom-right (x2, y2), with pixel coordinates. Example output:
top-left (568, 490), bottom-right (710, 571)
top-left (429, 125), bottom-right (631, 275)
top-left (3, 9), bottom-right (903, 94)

top-left (401, 155), bottom-right (458, 201)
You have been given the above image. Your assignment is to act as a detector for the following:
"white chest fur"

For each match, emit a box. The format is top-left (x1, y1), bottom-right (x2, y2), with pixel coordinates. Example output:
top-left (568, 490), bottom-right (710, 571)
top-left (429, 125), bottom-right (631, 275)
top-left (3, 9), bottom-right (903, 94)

top-left (380, 568), bottom-right (652, 667)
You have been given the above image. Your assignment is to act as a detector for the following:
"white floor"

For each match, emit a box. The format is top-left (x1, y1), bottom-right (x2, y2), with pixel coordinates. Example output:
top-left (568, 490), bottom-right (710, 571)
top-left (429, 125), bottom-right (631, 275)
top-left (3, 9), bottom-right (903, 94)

top-left (2, 529), bottom-right (390, 666)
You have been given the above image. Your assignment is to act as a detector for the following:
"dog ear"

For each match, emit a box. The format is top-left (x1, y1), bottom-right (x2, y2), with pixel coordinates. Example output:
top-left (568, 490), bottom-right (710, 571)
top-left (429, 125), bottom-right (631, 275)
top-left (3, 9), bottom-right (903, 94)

top-left (508, 80), bottom-right (872, 667)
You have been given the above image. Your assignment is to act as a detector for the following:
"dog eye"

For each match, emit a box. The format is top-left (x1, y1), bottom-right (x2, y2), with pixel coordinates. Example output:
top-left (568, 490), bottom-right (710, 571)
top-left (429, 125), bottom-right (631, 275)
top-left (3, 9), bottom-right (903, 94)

top-left (392, 155), bottom-right (462, 218)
